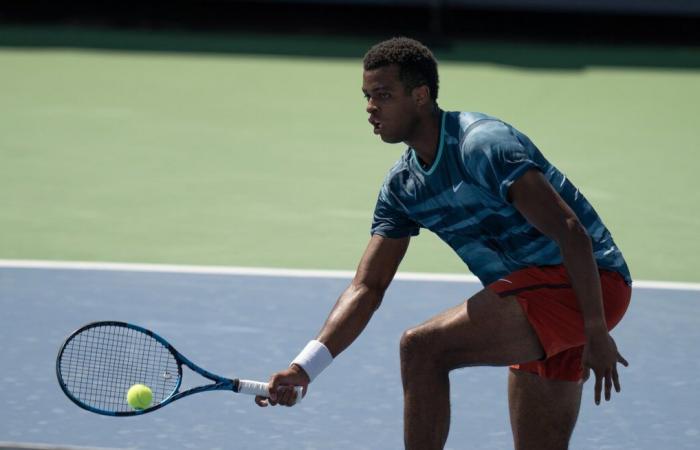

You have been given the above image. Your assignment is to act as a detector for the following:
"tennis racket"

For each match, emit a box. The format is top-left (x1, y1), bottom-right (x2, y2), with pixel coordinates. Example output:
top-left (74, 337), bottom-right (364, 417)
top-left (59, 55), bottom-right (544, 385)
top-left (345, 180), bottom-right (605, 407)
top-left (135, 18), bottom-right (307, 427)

top-left (56, 321), bottom-right (302, 416)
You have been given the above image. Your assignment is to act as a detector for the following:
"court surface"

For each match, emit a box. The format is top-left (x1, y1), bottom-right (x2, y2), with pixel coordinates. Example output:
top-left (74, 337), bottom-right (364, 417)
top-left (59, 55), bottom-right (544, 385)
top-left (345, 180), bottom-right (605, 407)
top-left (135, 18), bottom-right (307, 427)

top-left (1, 265), bottom-right (699, 450)
top-left (2, 27), bottom-right (699, 283)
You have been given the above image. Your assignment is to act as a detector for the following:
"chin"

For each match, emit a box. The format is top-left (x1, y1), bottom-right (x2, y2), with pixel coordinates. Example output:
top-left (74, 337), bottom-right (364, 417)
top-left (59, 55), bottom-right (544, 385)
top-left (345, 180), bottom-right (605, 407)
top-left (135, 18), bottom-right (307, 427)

top-left (380, 133), bottom-right (404, 144)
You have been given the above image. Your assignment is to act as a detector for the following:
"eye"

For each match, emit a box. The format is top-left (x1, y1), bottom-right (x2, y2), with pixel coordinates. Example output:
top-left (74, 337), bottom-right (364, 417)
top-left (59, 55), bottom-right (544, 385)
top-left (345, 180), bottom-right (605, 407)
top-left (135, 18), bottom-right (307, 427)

top-left (379, 92), bottom-right (391, 100)
top-left (363, 93), bottom-right (370, 100)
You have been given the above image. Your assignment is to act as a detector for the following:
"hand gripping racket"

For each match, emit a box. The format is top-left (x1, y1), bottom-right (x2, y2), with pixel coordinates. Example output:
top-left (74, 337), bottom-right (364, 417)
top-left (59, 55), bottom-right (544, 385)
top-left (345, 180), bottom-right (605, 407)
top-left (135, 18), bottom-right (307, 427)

top-left (56, 321), bottom-right (302, 416)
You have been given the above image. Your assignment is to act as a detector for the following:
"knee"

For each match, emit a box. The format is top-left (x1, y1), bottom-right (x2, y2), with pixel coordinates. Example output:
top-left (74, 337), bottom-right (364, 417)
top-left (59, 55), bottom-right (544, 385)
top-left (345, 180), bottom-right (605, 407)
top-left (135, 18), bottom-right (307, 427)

top-left (400, 327), bottom-right (436, 369)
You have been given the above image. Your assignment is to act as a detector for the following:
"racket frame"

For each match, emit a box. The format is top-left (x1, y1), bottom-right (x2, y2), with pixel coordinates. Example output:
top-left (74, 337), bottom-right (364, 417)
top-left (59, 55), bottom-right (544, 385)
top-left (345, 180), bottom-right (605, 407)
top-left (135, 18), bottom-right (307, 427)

top-left (56, 321), bottom-right (267, 417)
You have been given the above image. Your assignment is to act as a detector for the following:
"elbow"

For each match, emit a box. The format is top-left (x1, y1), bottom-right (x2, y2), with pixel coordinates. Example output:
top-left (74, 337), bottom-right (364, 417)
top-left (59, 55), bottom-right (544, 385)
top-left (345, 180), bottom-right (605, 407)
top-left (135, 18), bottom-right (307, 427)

top-left (559, 217), bottom-right (592, 251)
top-left (349, 281), bottom-right (386, 311)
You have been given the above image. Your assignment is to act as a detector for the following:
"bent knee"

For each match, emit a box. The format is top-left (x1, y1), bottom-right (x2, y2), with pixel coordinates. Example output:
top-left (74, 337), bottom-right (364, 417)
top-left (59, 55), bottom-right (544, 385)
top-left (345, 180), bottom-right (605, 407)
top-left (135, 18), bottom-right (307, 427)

top-left (400, 325), bottom-right (452, 373)
top-left (400, 327), bottom-right (432, 361)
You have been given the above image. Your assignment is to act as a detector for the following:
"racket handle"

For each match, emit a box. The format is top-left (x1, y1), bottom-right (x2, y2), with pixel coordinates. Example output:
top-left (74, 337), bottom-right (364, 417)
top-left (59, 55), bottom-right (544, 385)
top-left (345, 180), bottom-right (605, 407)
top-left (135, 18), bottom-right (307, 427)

top-left (237, 379), bottom-right (303, 405)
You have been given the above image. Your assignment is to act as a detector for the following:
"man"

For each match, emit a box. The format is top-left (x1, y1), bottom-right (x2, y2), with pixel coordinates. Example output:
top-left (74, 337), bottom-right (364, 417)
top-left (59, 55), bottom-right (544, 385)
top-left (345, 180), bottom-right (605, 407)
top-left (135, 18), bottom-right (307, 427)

top-left (255, 37), bottom-right (632, 450)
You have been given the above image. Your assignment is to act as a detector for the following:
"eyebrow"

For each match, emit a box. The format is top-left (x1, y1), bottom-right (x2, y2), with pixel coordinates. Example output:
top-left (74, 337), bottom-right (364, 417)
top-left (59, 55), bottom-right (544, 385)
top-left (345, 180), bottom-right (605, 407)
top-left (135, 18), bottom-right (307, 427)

top-left (362, 84), bottom-right (391, 93)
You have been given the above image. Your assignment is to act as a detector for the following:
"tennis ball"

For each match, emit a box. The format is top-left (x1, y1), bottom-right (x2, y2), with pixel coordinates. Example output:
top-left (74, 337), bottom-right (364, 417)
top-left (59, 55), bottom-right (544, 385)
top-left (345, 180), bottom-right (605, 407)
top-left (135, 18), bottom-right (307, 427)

top-left (127, 384), bottom-right (153, 410)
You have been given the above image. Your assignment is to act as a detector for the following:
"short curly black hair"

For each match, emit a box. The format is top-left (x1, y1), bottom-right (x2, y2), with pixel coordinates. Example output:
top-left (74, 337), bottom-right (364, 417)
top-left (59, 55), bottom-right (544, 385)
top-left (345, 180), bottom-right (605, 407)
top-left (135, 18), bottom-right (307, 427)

top-left (363, 37), bottom-right (439, 101)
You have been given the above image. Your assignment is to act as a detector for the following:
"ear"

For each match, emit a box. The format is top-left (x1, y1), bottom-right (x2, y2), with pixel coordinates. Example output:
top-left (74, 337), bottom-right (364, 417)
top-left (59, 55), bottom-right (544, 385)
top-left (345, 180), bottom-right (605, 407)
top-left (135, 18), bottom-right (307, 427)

top-left (412, 85), bottom-right (431, 106)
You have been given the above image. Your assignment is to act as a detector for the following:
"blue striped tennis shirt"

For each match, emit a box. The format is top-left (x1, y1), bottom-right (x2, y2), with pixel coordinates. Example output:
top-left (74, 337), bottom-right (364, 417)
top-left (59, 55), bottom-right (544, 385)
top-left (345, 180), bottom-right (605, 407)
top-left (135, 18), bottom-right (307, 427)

top-left (370, 111), bottom-right (631, 286)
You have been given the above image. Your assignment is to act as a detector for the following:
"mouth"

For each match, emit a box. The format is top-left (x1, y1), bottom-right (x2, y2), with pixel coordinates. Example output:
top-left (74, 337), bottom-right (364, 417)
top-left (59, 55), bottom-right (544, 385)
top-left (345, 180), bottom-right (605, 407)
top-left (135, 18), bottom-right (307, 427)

top-left (368, 117), bottom-right (382, 134)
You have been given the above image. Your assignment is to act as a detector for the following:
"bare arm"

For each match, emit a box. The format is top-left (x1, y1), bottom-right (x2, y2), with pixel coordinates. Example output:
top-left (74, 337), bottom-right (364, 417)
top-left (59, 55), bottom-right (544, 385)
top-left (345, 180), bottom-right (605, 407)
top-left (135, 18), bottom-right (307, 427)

top-left (256, 234), bottom-right (410, 406)
top-left (509, 169), bottom-right (627, 404)
top-left (509, 170), bottom-right (605, 332)
top-left (315, 234), bottom-right (410, 357)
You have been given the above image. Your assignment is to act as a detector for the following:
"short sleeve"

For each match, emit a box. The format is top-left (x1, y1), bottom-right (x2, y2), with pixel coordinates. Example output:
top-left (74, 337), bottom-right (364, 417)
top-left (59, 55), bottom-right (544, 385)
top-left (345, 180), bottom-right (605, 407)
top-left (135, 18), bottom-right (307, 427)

top-left (370, 183), bottom-right (420, 238)
top-left (462, 121), bottom-right (541, 202)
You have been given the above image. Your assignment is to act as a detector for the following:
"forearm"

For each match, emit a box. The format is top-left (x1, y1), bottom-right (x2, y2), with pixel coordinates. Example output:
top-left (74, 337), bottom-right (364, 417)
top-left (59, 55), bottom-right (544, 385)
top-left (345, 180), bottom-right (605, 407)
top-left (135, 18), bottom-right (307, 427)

top-left (315, 282), bottom-right (384, 357)
top-left (287, 235), bottom-right (406, 384)
top-left (558, 222), bottom-right (607, 334)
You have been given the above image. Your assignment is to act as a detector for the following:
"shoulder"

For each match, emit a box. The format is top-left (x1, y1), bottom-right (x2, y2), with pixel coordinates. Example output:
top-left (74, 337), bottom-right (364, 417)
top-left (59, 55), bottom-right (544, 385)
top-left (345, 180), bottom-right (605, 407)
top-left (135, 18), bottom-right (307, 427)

top-left (455, 112), bottom-right (519, 153)
top-left (381, 148), bottom-right (414, 190)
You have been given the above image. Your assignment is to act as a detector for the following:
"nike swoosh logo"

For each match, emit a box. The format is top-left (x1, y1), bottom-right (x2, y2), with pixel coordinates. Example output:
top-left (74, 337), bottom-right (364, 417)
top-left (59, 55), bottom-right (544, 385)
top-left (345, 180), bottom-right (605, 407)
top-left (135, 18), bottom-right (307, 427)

top-left (452, 181), bottom-right (464, 192)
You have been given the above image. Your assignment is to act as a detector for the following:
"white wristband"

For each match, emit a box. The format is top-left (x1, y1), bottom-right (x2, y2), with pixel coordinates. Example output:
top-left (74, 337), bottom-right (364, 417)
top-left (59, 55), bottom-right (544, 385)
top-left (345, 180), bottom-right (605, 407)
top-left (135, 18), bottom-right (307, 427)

top-left (291, 340), bottom-right (333, 382)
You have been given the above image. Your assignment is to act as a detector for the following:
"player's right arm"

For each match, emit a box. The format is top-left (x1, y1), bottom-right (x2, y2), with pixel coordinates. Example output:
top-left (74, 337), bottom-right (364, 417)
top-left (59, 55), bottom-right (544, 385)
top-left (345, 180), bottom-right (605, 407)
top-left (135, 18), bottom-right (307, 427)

top-left (255, 234), bottom-right (410, 407)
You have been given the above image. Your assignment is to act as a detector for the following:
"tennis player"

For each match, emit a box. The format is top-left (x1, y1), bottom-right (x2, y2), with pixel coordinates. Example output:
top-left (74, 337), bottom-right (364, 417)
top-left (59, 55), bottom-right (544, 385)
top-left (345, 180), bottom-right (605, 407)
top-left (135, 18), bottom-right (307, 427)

top-left (256, 37), bottom-right (632, 450)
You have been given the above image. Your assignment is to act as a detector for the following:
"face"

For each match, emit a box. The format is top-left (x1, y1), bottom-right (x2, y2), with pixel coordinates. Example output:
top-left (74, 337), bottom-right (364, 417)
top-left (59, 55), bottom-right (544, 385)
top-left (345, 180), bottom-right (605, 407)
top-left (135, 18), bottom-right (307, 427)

top-left (362, 65), bottom-right (422, 144)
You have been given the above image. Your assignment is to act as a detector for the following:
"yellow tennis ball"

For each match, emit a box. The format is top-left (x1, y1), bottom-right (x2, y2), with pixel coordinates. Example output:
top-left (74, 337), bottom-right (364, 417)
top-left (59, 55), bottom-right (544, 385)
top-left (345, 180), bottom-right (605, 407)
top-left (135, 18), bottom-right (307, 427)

top-left (127, 384), bottom-right (153, 410)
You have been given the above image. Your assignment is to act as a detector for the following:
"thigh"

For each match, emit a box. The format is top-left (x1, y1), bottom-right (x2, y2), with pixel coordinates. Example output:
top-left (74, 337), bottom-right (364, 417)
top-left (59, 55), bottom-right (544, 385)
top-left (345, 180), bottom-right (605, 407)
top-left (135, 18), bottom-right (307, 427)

top-left (409, 288), bottom-right (545, 370)
top-left (489, 266), bottom-right (632, 381)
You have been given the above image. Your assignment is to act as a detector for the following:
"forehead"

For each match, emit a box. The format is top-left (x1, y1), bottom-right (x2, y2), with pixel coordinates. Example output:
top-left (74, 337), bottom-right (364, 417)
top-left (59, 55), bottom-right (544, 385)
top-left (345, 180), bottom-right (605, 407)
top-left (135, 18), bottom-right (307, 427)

top-left (362, 64), bottom-right (402, 90)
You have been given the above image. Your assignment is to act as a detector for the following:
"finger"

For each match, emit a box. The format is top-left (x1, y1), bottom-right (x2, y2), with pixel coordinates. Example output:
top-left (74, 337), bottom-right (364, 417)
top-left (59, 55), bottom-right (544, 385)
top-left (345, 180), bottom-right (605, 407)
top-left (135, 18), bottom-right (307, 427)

top-left (581, 365), bottom-right (591, 383)
top-left (617, 352), bottom-right (629, 367)
top-left (285, 387), bottom-right (297, 406)
top-left (604, 370), bottom-right (612, 401)
top-left (594, 372), bottom-right (602, 405)
top-left (274, 386), bottom-right (288, 406)
top-left (268, 375), bottom-right (280, 402)
top-left (278, 386), bottom-right (293, 406)
top-left (254, 395), bottom-right (268, 407)
top-left (612, 366), bottom-right (621, 393)
top-left (285, 386), bottom-right (301, 406)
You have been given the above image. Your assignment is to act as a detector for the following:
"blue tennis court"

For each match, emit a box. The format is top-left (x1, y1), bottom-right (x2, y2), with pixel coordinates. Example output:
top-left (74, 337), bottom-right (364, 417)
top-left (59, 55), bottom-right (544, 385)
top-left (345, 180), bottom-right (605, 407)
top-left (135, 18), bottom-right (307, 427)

top-left (1, 265), bottom-right (699, 449)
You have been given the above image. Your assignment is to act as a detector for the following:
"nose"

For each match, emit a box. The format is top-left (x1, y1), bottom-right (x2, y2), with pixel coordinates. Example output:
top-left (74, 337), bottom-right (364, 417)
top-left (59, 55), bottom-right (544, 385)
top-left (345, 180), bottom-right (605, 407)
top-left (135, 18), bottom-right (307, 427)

top-left (366, 98), bottom-right (378, 114)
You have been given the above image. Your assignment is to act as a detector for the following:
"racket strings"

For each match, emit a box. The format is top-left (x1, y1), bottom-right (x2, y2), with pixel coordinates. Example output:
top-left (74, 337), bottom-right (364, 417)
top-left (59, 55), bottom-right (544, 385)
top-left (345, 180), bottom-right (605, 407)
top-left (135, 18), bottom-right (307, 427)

top-left (59, 324), bottom-right (179, 413)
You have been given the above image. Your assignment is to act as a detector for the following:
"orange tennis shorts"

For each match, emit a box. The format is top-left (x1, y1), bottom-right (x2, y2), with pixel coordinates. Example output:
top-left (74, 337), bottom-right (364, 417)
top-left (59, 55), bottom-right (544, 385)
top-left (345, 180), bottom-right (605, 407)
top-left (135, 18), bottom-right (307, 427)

top-left (487, 265), bottom-right (632, 381)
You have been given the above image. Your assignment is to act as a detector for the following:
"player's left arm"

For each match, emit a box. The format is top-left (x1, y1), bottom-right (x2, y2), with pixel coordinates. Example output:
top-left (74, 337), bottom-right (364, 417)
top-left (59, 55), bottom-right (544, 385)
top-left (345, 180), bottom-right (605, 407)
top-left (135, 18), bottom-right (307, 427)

top-left (509, 168), bottom-right (628, 404)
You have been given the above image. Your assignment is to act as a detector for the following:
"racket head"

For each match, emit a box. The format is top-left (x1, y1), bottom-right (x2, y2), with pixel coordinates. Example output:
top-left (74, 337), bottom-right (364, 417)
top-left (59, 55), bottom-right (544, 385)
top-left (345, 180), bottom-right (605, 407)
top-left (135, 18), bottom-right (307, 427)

top-left (56, 321), bottom-right (182, 416)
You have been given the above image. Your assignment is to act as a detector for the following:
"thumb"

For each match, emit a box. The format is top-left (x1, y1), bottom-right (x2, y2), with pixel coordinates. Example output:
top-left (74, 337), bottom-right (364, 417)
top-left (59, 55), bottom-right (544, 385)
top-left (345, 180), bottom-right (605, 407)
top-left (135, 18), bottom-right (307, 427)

top-left (268, 374), bottom-right (283, 401)
top-left (617, 352), bottom-right (629, 367)
top-left (580, 363), bottom-right (591, 383)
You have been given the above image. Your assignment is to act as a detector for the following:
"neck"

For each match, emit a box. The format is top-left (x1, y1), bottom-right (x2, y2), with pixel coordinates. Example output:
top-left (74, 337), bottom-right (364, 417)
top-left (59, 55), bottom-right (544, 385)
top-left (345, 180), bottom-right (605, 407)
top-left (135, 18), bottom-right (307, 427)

top-left (407, 106), bottom-right (443, 168)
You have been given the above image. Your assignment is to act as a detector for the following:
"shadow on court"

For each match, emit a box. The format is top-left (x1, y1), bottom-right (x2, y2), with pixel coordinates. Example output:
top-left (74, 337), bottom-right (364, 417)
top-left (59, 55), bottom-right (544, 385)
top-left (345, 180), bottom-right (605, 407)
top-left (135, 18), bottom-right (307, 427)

top-left (1, 267), bottom-right (699, 449)
top-left (1, 25), bottom-right (700, 70)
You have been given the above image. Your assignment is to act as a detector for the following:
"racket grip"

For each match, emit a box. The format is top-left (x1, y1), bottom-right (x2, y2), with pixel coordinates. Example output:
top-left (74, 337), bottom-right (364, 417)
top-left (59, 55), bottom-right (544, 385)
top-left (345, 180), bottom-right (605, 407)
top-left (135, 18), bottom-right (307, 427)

top-left (237, 379), bottom-right (303, 405)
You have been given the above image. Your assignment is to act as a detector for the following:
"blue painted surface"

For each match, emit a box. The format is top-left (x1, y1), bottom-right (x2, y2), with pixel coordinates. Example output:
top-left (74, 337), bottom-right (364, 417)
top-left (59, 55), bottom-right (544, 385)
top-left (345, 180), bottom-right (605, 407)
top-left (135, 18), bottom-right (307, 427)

top-left (1, 268), bottom-right (699, 449)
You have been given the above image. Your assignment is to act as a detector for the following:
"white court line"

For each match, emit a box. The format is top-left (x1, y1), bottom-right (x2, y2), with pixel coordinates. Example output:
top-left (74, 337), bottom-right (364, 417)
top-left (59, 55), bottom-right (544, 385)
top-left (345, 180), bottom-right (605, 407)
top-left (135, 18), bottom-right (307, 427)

top-left (0, 442), bottom-right (122, 450)
top-left (0, 259), bottom-right (475, 283)
top-left (0, 259), bottom-right (699, 292)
